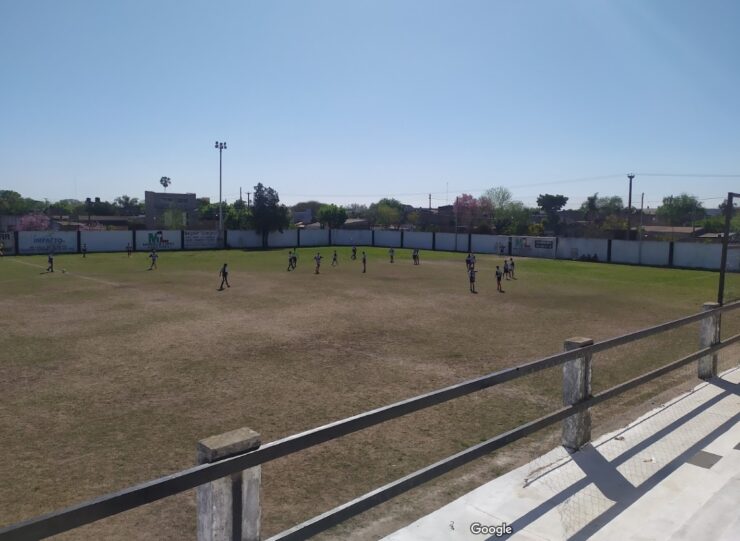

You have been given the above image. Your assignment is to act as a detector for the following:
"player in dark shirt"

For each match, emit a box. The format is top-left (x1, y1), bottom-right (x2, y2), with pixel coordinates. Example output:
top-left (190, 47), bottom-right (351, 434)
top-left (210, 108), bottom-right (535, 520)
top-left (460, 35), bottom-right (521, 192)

top-left (219, 263), bottom-right (230, 290)
top-left (468, 266), bottom-right (477, 293)
top-left (495, 265), bottom-right (504, 292)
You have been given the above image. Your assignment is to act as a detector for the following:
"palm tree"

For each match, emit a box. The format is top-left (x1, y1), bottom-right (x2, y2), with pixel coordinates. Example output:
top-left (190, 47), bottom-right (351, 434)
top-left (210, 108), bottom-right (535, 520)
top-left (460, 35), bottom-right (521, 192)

top-left (160, 176), bottom-right (171, 192)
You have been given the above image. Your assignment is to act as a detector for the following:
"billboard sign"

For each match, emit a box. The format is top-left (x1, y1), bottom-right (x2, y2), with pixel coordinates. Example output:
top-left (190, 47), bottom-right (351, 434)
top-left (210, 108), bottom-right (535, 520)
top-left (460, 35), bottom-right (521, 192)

top-left (184, 230), bottom-right (219, 250)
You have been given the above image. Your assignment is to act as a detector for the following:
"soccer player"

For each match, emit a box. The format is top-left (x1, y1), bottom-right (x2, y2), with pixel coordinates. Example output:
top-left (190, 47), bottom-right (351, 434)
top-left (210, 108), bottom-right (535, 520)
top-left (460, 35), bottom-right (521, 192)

top-left (503, 259), bottom-right (510, 280)
top-left (509, 257), bottom-right (516, 279)
top-left (362, 251), bottom-right (367, 273)
top-left (219, 263), bottom-right (230, 290)
top-left (47, 252), bottom-right (54, 273)
top-left (351, 246), bottom-right (357, 260)
top-left (82, 243), bottom-right (87, 258)
top-left (495, 265), bottom-right (504, 292)
top-left (287, 250), bottom-right (294, 272)
top-left (291, 250), bottom-right (298, 270)
top-left (465, 253), bottom-right (473, 270)
top-left (389, 247), bottom-right (395, 263)
top-left (126, 242), bottom-right (132, 257)
top-left (412, 248), bottom-right (419, 265)
top-left (331, 250), bottom-right (338, 267)
top-left (468, 266), bottom-right (477, 293)
top-left (314, 252), bottom-right (322, 274)
top-left (0, 241), bottom-right (4, 257)
top-left (149, 250), bottom-right (158, 270)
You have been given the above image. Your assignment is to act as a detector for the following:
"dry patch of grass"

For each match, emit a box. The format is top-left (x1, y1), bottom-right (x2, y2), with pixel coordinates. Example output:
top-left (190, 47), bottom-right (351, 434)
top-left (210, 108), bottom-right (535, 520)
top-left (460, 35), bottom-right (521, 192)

top-left (0, 250), bottom-right (724, 539)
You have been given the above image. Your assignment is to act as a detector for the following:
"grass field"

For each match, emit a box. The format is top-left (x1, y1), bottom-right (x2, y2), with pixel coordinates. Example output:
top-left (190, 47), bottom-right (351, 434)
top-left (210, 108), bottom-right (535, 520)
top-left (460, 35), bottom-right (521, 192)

top-left (0, 247), bottom-right (735, 540)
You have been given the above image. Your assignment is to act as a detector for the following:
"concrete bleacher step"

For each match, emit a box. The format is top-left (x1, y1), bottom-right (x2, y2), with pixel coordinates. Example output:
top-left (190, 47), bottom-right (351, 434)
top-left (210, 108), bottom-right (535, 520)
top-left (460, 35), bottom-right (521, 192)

top-left (668, 475), bottom-right (740, 541)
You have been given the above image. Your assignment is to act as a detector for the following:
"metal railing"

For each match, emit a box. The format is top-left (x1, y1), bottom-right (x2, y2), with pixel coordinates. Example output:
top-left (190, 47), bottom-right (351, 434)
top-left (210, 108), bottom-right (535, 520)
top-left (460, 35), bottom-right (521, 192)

top-left (1, 301), bottom-right (738, 541)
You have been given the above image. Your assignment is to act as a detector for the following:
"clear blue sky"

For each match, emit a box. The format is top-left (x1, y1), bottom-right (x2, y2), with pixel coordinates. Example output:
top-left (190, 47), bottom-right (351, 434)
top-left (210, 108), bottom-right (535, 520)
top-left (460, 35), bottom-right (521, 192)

top-left (1, 0), bottom-right (739, 210)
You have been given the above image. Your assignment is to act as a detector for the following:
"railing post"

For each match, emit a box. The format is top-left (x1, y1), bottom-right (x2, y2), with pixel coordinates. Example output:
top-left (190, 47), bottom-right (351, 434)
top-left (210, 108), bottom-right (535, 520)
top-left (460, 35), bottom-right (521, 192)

top-left (699, 302), bottom-right (721, 379)
top-left (197, 427), bottom-right (262, 541)
top-left (562, 337), bottom-right (593, 451)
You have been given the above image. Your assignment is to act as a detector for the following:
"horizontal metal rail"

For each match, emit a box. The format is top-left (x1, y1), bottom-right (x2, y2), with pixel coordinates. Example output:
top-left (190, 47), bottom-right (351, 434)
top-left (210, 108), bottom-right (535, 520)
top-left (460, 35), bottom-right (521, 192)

top-left (1, 302), bottom-right (738, 541)
top-left (269, 332), bottom-right (740, 540)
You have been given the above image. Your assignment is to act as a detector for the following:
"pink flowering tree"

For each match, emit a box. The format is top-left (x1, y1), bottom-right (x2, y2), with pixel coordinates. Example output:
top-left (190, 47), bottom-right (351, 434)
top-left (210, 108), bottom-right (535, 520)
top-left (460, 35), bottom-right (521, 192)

top-left (17, 213), bottom-right (50, 231)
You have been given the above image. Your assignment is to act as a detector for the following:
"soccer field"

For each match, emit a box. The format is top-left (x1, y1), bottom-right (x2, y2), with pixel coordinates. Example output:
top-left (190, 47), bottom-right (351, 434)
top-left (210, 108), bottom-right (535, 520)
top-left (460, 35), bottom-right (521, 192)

top-left (0, 248), bottom-right (733, 540)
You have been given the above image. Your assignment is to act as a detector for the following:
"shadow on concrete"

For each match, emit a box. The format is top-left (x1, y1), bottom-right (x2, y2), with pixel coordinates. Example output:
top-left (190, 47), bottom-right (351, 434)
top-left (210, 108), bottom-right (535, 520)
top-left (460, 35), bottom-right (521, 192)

top-left (491, 376), bottom-right (738, 541)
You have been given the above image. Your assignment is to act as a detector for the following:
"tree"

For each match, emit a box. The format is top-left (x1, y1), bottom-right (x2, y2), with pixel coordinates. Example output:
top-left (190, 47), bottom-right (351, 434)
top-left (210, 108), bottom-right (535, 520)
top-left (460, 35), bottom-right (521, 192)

top-left (580, 193), bottom-right (623, 223)
top-left (251, 183), bottom-right (290, 248)
top-left (291, 201), bottom-right (327, 222)
top-left (494, 201), bottom-right (531, 235)
top-left (345, 203), bottom-right (369, 219)
top-left (453, 194), bottom-right (479, 230)
top-left (374, 204), bottom-right (401, 227)
top-left (17, 213), bottom-right (50, 231)
top-left (537, 194), bottom-right (568, 233)
top-left (225, 200), bottom-right (251, 229)
top-left (114, 195), bottom-right (143, 216)
top-left (0, 190), bottom-right (45, 215)
top-left (656, 194), bottom-right (705, 226)
top-left (483, 187), bottom-right (512, 210)
top-left (160, 176), bottom-right (172, 192)
top-left (317, 204), bottom-right (348, 229)
top-left (368, 198), bottom-right (408, 226)
top-left (197, 198), bottom-right (219, 221)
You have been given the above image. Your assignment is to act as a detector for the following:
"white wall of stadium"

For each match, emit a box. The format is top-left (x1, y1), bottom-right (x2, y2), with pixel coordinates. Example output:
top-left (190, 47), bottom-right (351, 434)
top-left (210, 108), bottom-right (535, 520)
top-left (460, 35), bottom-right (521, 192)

top-left (8, 229), bottom-right (729, 270)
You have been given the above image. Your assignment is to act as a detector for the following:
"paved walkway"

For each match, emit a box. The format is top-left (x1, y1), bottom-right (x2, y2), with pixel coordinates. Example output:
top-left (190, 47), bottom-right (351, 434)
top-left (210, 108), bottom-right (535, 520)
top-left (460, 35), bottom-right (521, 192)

top-left (383, 367), bottom-right (740, 541)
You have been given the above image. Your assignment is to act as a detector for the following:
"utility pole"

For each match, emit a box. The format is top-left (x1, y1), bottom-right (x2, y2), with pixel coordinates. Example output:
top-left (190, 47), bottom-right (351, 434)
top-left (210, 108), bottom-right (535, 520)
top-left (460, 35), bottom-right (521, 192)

top-left (239, 186), bottom-right (243, 203)
top-left (429, 193), bottom-right (432, 209)
top-left (247, 192), bottom-right (251, 208)
top-left (627, 173), bottom-right (635, 239)
top-left (638, 193), bottom-right (645, 264)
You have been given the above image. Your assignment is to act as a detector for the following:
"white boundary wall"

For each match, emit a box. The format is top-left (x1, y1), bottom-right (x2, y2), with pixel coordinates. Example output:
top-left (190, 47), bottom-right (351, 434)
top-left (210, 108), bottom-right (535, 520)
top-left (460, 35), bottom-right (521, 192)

top-left (557, 238), bottom-right (609, 261)
top-left (137, 230), bottom-right (181, 251)
top-left (9, 229), bottom-right (727, 270)
top-left (184, 231), bottom-right (218, 250)
top-left (300, 229), bottom-right (330, 247)
top-left (333, 229), bottom-right (372, 246)
top-left (435, 233), bottom-right (472, 252)
top-left (268, 230), bottom-right (297, 248)
top-left (403, 231), bottom-right (433, 249)
top-left (471, 234), bottom-right (509, 255)
top-left (374, 230), bottom-right (402, 247)
top-left (19, 231), bottom-right (77, 254)
top-left (0, 231), bottom-right (16, 254)
top-left (227, 230), bottom-right (261, 248)
top-left (82, 231), bottom-right (133, 252)
top-left (673, 243), bottom-right (722, 269)
top-left (512, 236), bottom-right (557, 258)
top-left (612, 240), bottom-right (669, 266)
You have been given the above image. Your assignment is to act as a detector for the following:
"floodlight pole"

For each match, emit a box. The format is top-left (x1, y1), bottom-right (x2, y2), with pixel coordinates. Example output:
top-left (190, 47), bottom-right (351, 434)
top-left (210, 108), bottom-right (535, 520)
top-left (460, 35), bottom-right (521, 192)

top-left (627, 173), bottom-right (635, 239)
top-left (215, 141), bottom-right (227, 246)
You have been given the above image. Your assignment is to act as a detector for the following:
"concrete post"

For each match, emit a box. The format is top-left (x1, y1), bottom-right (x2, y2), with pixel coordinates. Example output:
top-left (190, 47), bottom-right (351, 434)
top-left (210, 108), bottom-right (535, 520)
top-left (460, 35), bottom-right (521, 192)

top-left (197, 427), bottom-right (262, 541)
top-left (698, 302), bottom-right (721, 380)
top-left (562, 337), bottom-right (593, 451)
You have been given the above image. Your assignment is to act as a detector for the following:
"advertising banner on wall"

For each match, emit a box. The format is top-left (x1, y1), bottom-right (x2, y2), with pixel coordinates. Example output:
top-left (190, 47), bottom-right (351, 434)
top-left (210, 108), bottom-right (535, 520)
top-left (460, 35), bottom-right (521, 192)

top-left (19, 231), bottom-right (78, 254)
top-left (0, 232), bottom-right (15, 254)
top-left (136, 230), bottom-right (181, 251)
top-left (184, 230), bottom-right (219, 250)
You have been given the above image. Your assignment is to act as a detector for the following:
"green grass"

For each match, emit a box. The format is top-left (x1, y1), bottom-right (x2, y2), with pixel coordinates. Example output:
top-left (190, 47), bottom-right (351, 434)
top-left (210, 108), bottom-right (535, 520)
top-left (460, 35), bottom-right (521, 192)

top-left (0, 248), bottom-right (725, 540)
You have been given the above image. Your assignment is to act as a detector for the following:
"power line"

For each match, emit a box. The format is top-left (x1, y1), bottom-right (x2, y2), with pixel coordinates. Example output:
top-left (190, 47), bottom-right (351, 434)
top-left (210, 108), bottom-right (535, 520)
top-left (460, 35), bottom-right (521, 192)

top-left (636, 173), bottom-right (740, 178)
